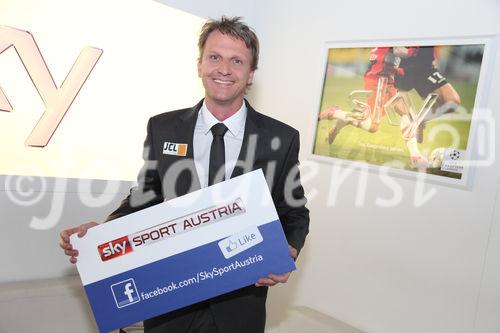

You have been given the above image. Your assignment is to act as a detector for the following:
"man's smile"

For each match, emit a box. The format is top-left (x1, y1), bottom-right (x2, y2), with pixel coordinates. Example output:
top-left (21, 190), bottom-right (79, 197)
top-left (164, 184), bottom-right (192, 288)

top-left (213, 78), bottom-right (235, 85)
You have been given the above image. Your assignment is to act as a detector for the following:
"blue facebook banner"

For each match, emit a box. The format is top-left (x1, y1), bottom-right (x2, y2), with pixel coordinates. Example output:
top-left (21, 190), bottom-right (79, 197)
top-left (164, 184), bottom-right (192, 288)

top-left (84, 221), bottom-right (294, 332)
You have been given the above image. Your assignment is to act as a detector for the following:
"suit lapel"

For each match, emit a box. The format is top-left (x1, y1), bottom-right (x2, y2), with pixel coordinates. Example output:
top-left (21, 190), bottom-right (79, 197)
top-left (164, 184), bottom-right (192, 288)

top-left (230, 100), bottom-right (263, 179)
top-left (172, 100), bottom-right (203, 192)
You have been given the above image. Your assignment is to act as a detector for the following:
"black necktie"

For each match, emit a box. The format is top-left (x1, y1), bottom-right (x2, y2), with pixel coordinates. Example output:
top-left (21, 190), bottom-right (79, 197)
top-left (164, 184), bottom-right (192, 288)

top-left (208, 123), bottom-right (228, 186)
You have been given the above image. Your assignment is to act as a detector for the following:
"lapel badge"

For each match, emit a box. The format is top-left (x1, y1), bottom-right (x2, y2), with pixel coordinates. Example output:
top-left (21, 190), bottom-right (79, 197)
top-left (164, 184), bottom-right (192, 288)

top-left (162, 142), bottom-right (188, 156)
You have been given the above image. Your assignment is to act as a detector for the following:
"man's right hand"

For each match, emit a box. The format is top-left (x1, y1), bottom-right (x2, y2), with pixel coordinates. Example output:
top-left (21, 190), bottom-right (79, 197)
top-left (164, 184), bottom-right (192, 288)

top-left (59, 222), bottom-right (98, 264)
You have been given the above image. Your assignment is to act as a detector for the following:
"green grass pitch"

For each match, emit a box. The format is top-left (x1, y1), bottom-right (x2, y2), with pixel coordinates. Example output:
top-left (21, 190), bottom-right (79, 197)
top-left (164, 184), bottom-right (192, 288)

top-left (313, 76), bottom-right (478, 179)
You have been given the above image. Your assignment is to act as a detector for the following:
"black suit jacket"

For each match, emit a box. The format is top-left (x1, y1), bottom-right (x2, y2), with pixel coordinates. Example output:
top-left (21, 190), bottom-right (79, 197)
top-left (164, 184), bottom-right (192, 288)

top-left (107, 99), bottom-right (309, 333)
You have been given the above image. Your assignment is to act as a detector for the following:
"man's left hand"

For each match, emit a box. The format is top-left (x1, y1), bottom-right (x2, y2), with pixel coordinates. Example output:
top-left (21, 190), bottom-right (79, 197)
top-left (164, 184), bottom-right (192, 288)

top-left (255, 245), bottom-right (297, 287)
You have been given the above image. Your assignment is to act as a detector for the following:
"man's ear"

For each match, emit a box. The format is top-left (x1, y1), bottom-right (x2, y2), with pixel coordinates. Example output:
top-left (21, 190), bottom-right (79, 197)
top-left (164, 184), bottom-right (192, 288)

top-left (247, 70), bottom-right (255, 85)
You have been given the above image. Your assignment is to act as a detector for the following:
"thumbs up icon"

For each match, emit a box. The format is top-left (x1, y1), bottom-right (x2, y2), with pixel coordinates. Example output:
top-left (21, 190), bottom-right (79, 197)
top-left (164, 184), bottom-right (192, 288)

top-left (225, 240), bottom-right (238, 252)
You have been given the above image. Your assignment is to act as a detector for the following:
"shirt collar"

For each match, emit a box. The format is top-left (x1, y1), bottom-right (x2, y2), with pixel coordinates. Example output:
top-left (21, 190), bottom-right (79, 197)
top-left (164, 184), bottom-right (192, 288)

top-left (200, 100), bottom-right (247, 137)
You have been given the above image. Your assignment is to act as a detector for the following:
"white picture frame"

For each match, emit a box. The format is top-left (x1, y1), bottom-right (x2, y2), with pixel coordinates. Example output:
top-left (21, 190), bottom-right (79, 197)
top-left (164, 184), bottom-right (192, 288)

top-left (309, 35), bottom-right (497, 189)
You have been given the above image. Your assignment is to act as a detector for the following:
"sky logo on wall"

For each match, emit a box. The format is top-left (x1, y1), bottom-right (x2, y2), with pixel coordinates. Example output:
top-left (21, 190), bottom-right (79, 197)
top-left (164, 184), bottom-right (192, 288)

top-left (0, 25), bottom-right (102, 147)
top-left (111, 279), bottom-right (140, 308)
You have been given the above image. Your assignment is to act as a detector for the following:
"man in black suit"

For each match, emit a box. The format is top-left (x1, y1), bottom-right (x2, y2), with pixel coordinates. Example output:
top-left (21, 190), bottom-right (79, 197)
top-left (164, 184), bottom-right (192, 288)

top-left (60, 16), bottom-right (309, 333)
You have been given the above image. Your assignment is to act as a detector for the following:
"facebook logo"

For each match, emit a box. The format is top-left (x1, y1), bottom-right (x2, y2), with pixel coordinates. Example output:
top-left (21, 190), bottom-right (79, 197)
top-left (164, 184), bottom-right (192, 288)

top-left (111, 279), bottom-right (140, 308)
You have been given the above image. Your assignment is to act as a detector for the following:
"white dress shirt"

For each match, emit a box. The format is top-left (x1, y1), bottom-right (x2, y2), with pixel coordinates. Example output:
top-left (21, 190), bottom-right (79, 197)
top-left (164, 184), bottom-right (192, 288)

top-left (193, 101), bottom-right (247, 188)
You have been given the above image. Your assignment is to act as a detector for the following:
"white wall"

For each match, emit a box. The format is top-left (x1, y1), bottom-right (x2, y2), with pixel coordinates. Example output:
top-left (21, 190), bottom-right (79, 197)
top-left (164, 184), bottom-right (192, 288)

top-left (473, 177), bottom-right (500, 333)
top-left (155, 0), bottom-right (258, 27)
top-left (251, 1), bottom-right (500, 333)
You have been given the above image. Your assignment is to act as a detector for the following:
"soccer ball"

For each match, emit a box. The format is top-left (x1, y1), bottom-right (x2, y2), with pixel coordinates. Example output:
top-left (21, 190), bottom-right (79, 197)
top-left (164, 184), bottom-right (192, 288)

top-left (449, 149), bottom-right (461, 160)
top-left (429, 147), bottom-right (446, 168)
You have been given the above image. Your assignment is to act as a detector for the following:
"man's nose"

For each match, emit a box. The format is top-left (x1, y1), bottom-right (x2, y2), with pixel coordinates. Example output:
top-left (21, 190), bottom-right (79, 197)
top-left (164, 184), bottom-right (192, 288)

top-left (217, 60), bottom-right (231, 75)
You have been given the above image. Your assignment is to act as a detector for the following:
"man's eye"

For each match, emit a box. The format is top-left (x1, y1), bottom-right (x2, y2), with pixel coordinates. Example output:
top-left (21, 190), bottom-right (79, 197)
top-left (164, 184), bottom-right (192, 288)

top-left (233, 59), bottom-right (242, 65)
top-left (209, 55), bottom-right (219, 61)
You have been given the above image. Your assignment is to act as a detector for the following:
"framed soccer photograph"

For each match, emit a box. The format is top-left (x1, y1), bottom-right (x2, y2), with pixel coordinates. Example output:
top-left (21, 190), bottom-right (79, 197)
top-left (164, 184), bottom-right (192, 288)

top-left (311, 36), bottom-right (496, 189)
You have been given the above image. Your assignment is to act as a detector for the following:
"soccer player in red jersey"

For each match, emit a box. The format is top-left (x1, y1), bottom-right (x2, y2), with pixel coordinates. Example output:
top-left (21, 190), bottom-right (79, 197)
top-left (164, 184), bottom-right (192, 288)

top-left (318, 47), bottom-right (429, 168)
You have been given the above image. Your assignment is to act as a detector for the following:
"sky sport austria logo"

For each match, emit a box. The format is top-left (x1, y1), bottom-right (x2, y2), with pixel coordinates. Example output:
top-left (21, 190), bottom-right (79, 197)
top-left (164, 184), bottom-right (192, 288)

top-left (97, 198), bottom-right (246, 262)
top-left (111, 279), bottom-right (140, 308)
top-left (98, 236), bottom-right (133, 261)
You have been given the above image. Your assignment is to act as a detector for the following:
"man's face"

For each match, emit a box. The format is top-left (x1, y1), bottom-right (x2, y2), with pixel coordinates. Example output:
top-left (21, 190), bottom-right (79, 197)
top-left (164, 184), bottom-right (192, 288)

top-left (198, 31), bottom-right (254, 109)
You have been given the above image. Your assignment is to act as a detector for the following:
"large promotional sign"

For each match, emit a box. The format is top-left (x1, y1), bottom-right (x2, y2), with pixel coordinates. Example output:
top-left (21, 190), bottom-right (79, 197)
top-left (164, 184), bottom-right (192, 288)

top-left (71, 170), bottom-right (295, 332)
